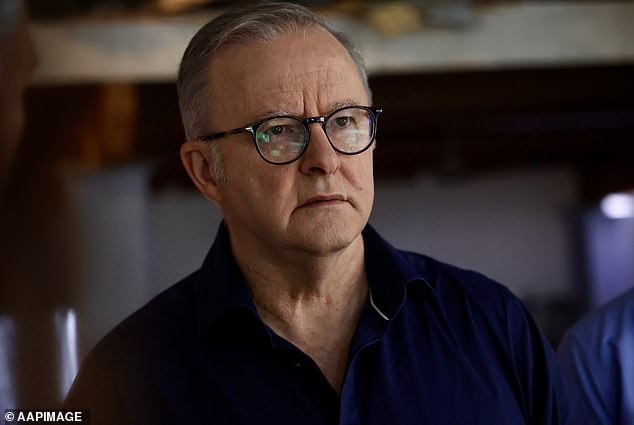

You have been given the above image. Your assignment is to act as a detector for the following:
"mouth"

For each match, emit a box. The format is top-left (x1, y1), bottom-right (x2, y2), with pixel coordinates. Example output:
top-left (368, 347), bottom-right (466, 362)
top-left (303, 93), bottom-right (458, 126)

top-left (299, 194), bottom-right (347, 208)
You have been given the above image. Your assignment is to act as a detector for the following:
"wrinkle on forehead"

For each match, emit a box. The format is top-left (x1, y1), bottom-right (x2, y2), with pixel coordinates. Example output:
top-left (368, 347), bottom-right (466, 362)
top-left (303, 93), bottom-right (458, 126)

top-left (274, 67), bottom-right (332, 89)
top-left (209, 26), bottom-right (368, 127)
top-left (255, 66), bottom-right (356, 114)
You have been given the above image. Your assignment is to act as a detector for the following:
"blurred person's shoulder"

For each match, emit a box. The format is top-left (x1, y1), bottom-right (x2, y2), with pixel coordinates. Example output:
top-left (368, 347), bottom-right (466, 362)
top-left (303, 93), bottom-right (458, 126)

top-left (562, 287), bottom-right (634, 346)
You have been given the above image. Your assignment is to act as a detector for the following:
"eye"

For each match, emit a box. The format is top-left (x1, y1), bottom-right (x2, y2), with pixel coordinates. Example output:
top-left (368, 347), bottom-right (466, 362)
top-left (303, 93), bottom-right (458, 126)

top-left (334, 116), bottom-right (352, 127)
top-left (268, 125), bottom-right (284, 136)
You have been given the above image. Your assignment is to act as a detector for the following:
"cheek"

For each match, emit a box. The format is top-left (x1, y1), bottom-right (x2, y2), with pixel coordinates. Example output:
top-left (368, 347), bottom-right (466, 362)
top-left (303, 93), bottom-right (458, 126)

top-left (224, 159), bottom-right (296, 211)
top-left (348, 153), bottom-right (375, 194)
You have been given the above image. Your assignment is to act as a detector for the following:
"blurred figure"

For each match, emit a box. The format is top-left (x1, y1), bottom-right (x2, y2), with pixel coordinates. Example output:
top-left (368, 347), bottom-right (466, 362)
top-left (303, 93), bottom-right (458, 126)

top-left (1, 0), bottom-right (77, 411)
top-left (557, 287), bottom-right (634, 425)
top-left (0, 0), bottom-right (36, 191)
top-left (1, 0), bottom-right (36, 413)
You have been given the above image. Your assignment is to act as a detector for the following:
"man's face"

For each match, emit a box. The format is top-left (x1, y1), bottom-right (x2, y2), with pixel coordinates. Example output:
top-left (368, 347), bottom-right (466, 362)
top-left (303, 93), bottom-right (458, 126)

top-left (207, 26), bottom-right (374, 256)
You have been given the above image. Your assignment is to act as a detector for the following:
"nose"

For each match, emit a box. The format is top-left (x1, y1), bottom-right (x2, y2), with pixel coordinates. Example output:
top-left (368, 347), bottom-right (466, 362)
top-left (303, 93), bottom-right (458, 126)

top-left (298, 123), bottom-right (340, 176)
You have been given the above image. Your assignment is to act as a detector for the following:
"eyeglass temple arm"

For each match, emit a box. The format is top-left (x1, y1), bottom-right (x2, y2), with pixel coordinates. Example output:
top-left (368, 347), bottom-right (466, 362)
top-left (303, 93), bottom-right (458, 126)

top-left (199, 127), bottom-right (248, 142)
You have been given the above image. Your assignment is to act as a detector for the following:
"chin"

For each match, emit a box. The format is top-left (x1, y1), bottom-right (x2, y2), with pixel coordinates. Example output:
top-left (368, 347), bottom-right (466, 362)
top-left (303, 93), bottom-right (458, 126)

top-left (290, 216), bottom-right (364, 255)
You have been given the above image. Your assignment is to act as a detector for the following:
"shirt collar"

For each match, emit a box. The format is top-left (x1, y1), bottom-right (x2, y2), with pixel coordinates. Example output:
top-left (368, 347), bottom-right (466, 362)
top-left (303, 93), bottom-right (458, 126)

top-left (195, 221), bottom-right (436, 336)
top-left (195, 221), bottom-right (259, 338)
top-left (362, 224), bottom-right (436, 321)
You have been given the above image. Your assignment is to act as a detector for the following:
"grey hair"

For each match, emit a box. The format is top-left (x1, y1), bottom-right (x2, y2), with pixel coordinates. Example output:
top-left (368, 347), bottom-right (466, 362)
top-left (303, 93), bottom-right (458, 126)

top-left (176, 1), bottom-right (371, 143)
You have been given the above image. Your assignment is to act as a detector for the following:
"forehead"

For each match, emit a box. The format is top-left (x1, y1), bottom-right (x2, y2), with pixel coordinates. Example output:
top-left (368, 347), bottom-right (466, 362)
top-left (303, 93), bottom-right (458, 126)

top-left (208, 26), bottom-right (368, 123)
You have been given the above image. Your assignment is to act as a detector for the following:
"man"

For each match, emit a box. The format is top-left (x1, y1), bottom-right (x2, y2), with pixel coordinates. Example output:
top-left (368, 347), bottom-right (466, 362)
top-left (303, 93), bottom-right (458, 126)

top-left (557, 287), bottom-right (634, 425)
top-left (66, 3), bottom-right (567, 423)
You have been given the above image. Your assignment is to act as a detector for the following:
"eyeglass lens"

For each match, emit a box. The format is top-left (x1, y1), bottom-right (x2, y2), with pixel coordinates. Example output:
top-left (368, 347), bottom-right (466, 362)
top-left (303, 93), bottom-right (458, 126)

top-left (254, 107), bottom-right (375, 163)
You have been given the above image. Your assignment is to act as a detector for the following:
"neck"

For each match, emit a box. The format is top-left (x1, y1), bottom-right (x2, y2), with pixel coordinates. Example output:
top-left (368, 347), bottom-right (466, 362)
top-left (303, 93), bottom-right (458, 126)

top-left (229, 229), bottom-right (369, 393)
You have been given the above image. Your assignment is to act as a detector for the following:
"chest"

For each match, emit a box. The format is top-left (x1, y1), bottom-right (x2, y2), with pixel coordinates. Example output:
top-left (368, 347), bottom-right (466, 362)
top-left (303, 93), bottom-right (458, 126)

top-left (127, 310), bottom-right (527, 425)
top-left (343, 327), bottom-right (525, 425)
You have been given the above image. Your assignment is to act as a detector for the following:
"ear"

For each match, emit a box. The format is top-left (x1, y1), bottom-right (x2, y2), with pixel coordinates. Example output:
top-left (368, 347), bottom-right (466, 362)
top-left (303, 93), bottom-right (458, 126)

top-left (180, 140), bottom-right (224, 206)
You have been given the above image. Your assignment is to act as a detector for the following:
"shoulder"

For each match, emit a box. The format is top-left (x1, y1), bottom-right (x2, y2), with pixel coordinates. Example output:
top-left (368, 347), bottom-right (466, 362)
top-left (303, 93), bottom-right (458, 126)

top-left (363, 225), bottom-right (517, 313)
top-left (399, 249), bottom-right (520, 316)
top-left (558, 287), bottom-right (634, 367)
top-left (65, 271), bottom-right (200, 404)
top-left (397, 249), bottom-right (549, 361)
top-left (556, 289), bottom-right (634, 425)
top-left (396, 249), bottom-right (567, 423)
top-left (107, 270), bottom-right (200, 349)
top-left (565, 287), bottom-right (634, 346)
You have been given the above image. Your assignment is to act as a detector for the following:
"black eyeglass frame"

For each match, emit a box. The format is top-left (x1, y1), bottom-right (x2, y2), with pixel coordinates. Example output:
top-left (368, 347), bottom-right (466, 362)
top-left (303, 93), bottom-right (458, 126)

top-left (198, 105), bottom-right (383, 165)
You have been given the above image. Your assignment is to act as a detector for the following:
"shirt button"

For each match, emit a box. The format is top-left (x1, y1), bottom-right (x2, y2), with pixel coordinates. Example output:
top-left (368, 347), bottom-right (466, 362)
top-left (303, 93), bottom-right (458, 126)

top-left (293, 361), bottom-right (302, 368)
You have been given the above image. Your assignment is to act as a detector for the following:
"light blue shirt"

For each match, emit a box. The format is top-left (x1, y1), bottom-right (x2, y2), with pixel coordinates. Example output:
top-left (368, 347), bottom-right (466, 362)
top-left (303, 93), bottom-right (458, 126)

top-left (557, 287), bottom-right (634, 425)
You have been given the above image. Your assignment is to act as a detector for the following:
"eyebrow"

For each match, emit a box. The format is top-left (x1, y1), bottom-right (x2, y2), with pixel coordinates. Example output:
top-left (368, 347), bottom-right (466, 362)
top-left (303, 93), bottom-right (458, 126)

top-left (252, 109), bottom-right (295, 121)
top-left (328, 99), bottom-right (357, 112)
top-left (252, 99), bottom-right (360, 121)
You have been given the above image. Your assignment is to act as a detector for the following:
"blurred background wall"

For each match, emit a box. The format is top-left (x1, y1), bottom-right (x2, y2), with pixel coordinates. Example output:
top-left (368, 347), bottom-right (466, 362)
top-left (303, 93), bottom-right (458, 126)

top-left (2, 0), bottom-right (633, 411)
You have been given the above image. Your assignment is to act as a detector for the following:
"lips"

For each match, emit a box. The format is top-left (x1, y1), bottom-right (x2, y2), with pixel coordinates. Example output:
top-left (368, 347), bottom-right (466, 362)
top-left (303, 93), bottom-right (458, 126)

top-left (300, 194), bottom-right (346, 208)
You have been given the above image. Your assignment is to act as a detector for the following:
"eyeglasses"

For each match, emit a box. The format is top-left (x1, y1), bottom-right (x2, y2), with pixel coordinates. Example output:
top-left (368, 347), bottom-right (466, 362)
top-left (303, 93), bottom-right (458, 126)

top-left (198, 105), bottom-right (382, 165)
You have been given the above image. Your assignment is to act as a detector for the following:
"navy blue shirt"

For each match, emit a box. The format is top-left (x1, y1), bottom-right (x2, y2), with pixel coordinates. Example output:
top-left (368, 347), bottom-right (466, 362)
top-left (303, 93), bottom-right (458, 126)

top-left (65, 222), bottom-right (567, 424)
